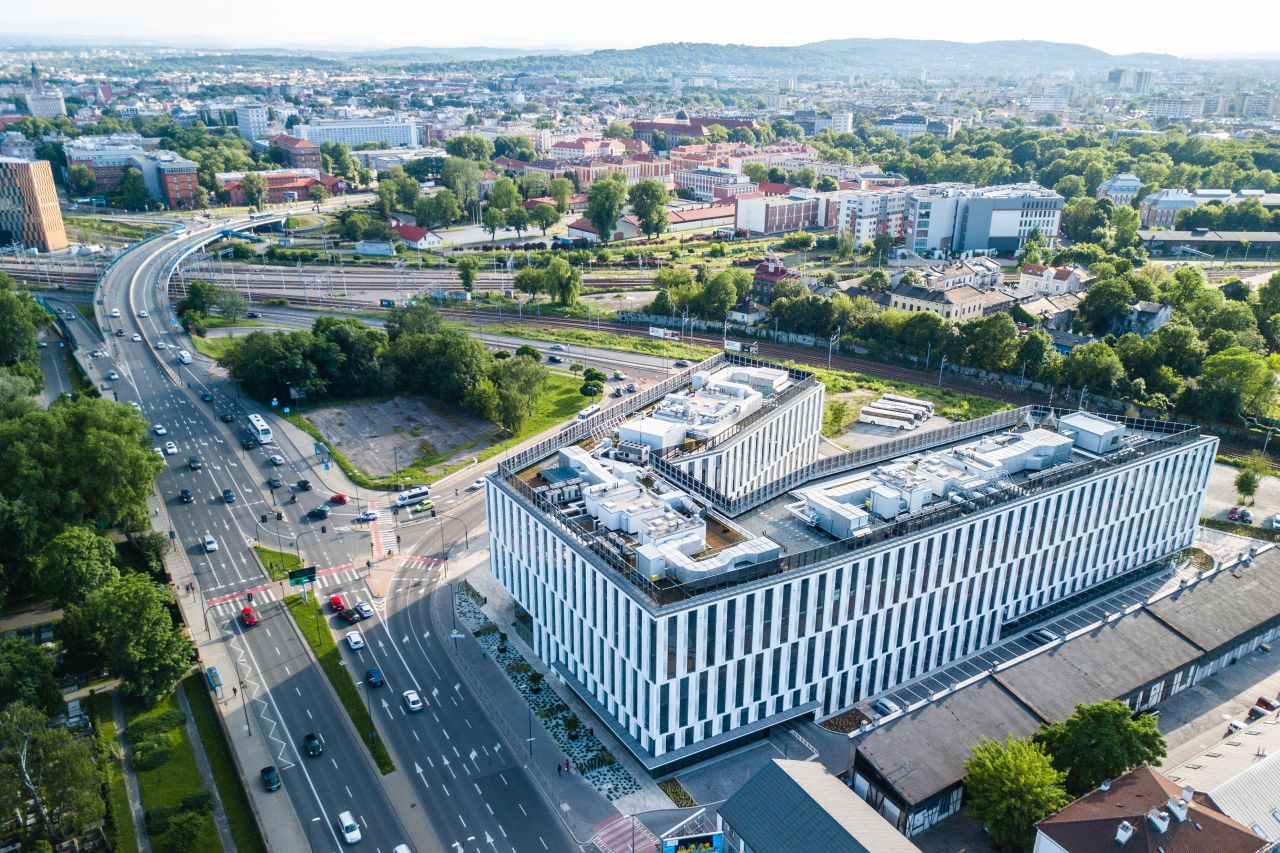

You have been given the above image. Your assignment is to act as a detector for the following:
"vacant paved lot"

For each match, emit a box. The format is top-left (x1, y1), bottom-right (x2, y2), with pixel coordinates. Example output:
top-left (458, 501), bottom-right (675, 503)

top-left (306, 395), bottom-right (492, 478)
top-left (1204, 462), bottom-right (1280, 526)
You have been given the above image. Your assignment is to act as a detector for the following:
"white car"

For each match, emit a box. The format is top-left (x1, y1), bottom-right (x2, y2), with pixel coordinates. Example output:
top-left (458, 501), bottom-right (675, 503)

top-left (267, 454), bottom-right (285, 466)
top-left (402, 690), bottom-right (423, 712)
top-left (109, 308), bottom-right (121, 318)
top-left (131, 333), bottom-right (142, 342)
top-left (357, 509), bottom-right (380, 522)
top-left (138, 310), bottom-right (149, 318)
top-left (345, 631), bottom-right (365, 650)
top-left (153, 424), bottom-right (167, 435)
top-left (156, 340), bottom-right (167, 349)
top-left (128, 401), bottom-right (141, 410)
top-left (153, 446), bottom-right (163, 456)
top-left (336, 811), bottom-right (362, 845)
top-left (468, 478), bottom-right (485, 491)
top-left (107, 370), bottom-right (119, 380)
top-left (203, 533), bottom-right (218, 553)
top-left (164, 441), bottom-right (178, 455)
top-left (1272, 514), bottom-right (1280, 531)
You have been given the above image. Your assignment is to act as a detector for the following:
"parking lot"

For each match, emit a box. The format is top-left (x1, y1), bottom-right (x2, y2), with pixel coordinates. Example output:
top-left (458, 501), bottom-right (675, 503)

top-left (1204, 462), bottom-right (1280, 528)
top-left (1158, 642), bottom-right (1280, 769)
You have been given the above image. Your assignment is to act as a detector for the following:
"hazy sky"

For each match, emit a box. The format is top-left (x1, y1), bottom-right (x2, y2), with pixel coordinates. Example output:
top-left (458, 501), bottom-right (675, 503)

top-left (8, 0), bottom-right (1278, 58)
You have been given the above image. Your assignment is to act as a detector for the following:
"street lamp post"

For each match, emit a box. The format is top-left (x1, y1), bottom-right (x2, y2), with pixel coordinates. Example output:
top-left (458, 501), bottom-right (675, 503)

top-left (239, 680), bottom-right (251, 736)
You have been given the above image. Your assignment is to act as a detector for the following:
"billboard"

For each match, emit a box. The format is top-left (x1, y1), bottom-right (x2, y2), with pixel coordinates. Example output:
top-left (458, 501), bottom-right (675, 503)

top-left (649, 326), bottom-right (681, 341)
top-left (661, 833), bottom-right (724, 853)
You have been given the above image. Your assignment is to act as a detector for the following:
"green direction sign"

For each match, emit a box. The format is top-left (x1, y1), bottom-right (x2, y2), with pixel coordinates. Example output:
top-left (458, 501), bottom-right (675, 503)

top-left (288, 566), bottom-right (317, 586)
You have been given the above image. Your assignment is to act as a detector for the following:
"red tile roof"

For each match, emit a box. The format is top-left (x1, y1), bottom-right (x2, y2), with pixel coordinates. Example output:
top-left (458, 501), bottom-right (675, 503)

top-left (270, 134), bottom-right (319, 151)
top-left (391, 224), bottom-right (435, 243)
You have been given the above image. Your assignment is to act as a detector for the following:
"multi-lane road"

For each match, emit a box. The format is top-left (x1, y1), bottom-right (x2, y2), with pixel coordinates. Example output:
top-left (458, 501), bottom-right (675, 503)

top-left (95, 220), bottom-right (582, 853)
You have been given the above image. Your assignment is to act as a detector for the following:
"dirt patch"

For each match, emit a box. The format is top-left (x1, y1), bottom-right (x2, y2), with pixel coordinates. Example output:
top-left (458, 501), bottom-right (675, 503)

top-left (827, 389), bottom-right (955, 451)
top-left (306, 396), bottom-right (495, 479)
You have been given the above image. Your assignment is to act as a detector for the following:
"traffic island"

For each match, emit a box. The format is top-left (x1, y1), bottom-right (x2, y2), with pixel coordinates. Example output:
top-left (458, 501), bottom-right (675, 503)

top-left (284, 593), bottom-right (396, 774)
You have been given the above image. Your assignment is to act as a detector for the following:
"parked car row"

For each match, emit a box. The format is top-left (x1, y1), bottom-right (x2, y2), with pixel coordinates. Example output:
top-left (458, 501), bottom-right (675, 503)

top-left (1227, 694), bottom-right (1280, 734)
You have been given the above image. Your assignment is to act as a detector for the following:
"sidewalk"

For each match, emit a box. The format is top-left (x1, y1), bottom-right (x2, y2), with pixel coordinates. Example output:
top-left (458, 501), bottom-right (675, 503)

top-left (152, 492), bottom-right (310, 852)
top-left (111, 692), bottom-right (152, 853)
top-left (436, 552), bottom-right (677, 837)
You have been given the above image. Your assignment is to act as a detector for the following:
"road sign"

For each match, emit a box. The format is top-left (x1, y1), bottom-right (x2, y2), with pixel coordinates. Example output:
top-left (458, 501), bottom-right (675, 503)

top-left (288, 566), bottom-right (317, 586)
top-left (271, 397), bottom-right (278, 407)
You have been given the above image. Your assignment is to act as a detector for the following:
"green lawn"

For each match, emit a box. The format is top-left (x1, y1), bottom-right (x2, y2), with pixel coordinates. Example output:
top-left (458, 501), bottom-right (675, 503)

top-left (75, 303), bottom-right (96, 321)
top-left (181, 674), bottom-right (267, 853)
top-left (200, 317), bottom-right (271, 331)
top-left (283, 372), bottom-right (600, 491)
top-left (125, 691), bottom-right (219, 853)
top-left (87, 692), bottom-right (138, 853)
top-left (253, 545), bottom-right (301, 581)
top-left (792, 361), bottom-right (1012, 422)
top-left (474, 322), bottom-right (717, 361)
top-left (284, 594), bottom-right (395, 774)
top-left (191, 335), bottom-right (232, 361)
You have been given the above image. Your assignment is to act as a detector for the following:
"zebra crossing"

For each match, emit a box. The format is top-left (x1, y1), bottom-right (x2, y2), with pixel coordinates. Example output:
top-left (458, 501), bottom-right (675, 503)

top-left (205, 563), bottom-right (364, 616)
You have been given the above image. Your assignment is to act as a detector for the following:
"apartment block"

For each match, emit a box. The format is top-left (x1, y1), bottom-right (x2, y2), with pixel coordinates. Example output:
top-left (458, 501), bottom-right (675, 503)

top-left (0, 157), bottom-right (68, 252)
top-left (269, 135), bottom-right (323, 171)
top-left (736, 189), bottom-right (827, 235)
top-left (674, 165), bottom-right (757, 202)
top-left (905, 183), bottom-right (1063, 255)
top-left (295, 117), bottom-right (418, 148)
top-left (486, 350), bottom-right (1216, 775)
top-left (236, 103), bottom-right (270, 140)
top-left (827, 189), bottom-right (909, 245)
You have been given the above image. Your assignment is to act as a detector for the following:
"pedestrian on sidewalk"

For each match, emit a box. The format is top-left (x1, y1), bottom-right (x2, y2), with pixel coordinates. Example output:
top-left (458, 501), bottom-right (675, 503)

top-left (232, 686), bottom-right (237, 698)
top-left (564, 758), bottom-right (570, 772)
top-left (557, 763), bottom-right (561, 776)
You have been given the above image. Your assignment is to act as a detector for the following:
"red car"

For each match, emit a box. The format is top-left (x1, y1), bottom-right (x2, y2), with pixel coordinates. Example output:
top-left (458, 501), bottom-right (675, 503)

top-left (329, 594), bottom-right (345, 613)
top-left (329, 493), bottom-right (348, 505)
top-left (240, 607), bottom-right (259, 627)
top-left (1228, 506), bottom-right (1242, 521)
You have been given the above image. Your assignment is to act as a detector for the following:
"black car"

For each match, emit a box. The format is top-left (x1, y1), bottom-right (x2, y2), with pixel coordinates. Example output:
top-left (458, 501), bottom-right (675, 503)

top-left (547, 355), bottom-right (563, 364)
top-left (302, 733), bottom-right (323, 757)
top-left (222, 488), bottom-right (236, 503)
top-left (674, 360), bottom-right (690, 368)
top-left (246, 311), bottom-right (261, 319)
top-left (295, 479), bottom-right (312, 491)
top-left (179, 488), bottom-right (194, 503)
top-left (220, 412), bottom-right (235, 423)
top-left (115, 328), bottom-right (125, 337)
top-left (339, 608), bottom-right (361, 624)
top-left (188, 456), bottom-right (202, 471)
top-left (308, 505), bottom-right (330, 520)
top-left (240, 437), bottom-right (256, 450)
top-left (201, 391), bottom-right (214, 402)
top-left (260, 765), bottom-right (281, 792)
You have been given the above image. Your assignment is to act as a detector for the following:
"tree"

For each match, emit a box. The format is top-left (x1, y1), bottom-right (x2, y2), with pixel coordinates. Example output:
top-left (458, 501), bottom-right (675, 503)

top-left (489, 177), bottom-right (520, 212)
top-left (531, 203), bottom-right (560, 235)
top-left (65, 164), bottom-right (95, 197)
top-left (603, 121), bottom-right (633, 139)
top-left (627, 179), bottom-right (671, 238)
top-left (0, 275), bottom-right (47, 370)
top-left (549, 178), bottom-right (574, 214)
top-left (118, 166), bottom-right (152, 211)
top-left (1035, 701), bottom-right (1166, 796)
top-left (0, 641), bottom-right (62, 716)
top-left (1052, 175), bottom-right (1086, 200)
top-left (417, 189), bottom-right (460, 229)
top-left (507, 207), bottom-right (529, 238)
top-left (39, 525), bottom-right (118, 606)
top-left (958, 314), bottom-right (1019, 373)
top-left (1185, 346), bottom-right (1277, 421)
top-left (703, 124), bottom-right (730, 143)
top-left (456, 256), bottom-right (480, 293)
top-left (383, 298), bottom-right (443, 342)
top-left (0, 703), bottom-right (104, 842)
top-left (493, 135), bottom-right (536, 162)
top-left (308, 184), bottom-right (329, 204)
top-left (742, 162), bottom-right (769, 184)
top-left (444, 134), bottom-right (495, 162)
top-left (240, 172), bottom-right (269, 211)
top-left (816, 176), bottom-right (839, 192)
top-left (481, 206), bottom-right (506, 239)
top-left (1078, 278), bottom-right (1134, 334)
top-left (340, 211), bottom-right (371, 241)
top-left (544, 257), bottom-right (581, 305)
top-left (862, 269), bottom-right (890, 292)
top-left (964, 735), bottom-right (1071, 853)
top-left (87, 573), bottom-right (193, 705)
top-left (1067, 341), bottom-right (1125, 394)
top-left (1236, 466), bottom-right (1261, 503)
top-left (441, 157), bottom-right (483, 213)
top-left (513, 267), bottom-right (544, 302)
top-left (514, 344), bottom-right (540, 360)
top-left (586, 172), bottom-right (629, 241)
top-left (212, 285), bottom-right (249, 321)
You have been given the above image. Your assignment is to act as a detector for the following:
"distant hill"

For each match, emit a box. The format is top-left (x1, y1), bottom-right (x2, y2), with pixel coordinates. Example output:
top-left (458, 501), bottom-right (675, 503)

top-left (401, 38), bottom-right (1198, 78)
top-left (351, 46), bottom-right (584, 63)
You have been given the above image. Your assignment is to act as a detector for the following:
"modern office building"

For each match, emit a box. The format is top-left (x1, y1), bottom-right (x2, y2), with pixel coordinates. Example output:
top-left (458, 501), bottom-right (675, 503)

top-left (904, 182), bottom-right (1063, 255)
top-left (235, 103), bottom-right (270, 140)
top-left (673, 165), bottom-right (758, 202)
top-left (486, 352), bottom-right (1216, 775)
top-left (294, 117), bottom-right (418, 148)
top-left (0, 157), bottom-right (69, 252)
top-left (735, 189), bottom-right (825, 235)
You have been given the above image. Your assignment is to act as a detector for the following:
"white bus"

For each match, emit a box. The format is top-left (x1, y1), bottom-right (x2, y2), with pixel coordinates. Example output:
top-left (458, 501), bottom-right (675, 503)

top-left (393, 485), bottom-right (432, 507)
top-left (859, 406), bottom-right (917, 430)
top-left (577, 404), bottom-right (602, 421)
top-left (880, 394), bottom-right (935, 418)
top-left (247, 413), bottom-right (273, 444)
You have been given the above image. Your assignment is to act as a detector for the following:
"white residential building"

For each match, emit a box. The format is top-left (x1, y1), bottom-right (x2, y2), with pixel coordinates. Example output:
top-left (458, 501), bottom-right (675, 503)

top-left (827, 190), bottom-right (909, 245)
top-left (673, 165), bottom-right (758, 203)
top-left (235, 104), bottom-right (270, 140)
top-left (1147, 98), bottom-right (1204, 121)
top-left (1019, 264), bottom-right (1093, 295)
top-left (295, 117), bottom-right (419, 148)
top-left (486, 352), bottom-right (1216, 775)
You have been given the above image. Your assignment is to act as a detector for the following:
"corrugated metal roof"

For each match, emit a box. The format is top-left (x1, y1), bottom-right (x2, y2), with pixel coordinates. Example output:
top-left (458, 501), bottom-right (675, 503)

top-left (1165, 717), bottom-right (1280, 841)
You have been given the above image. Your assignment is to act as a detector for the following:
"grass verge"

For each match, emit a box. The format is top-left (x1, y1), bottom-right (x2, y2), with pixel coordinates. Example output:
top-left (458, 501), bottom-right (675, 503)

top-left (1200, 517), bottom-right (1280, 542)
top-left (87, 692), bottom-right (137, 853)
top-left (191, 335), bottom-right (232, 361)
top-left (124, 691), bottom-right (220, 853)
top-left (283, 372), bottom-right (599, 491)
top-left (253, 544), bottom-right (301, 581)
top-left (658, 778), bottom-right (697, 807)
top-left (75, 303), bottom-right (96, 321)
top-left (200, 317), bottom-right (271, 330)
top-left (181, 674), bottom-right (267, 853)
top-left (468, 321), bottom-right (717, 361)
top-left (284, 594), bottom-right (396, 774)
top-left (785, 361), bottom-right (1012, 422)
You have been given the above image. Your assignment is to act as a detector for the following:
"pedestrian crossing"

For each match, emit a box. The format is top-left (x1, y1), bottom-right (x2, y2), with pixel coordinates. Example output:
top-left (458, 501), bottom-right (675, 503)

top-left (591, 815), bottom-right (657, 853)
top-left (205, 563), bottom-right (364, 615)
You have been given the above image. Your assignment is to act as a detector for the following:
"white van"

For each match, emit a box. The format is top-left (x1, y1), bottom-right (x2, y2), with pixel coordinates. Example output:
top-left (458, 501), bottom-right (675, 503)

top-left (393, 485), bottom-right (431, 507)
top-left (176, 350), bottom-right (192, 365)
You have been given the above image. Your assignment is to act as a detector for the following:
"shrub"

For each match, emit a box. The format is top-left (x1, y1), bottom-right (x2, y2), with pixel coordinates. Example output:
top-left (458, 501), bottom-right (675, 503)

top-left (145, 805), bottom-right (177, 835)
top-left (132, 736), bottom-right (172, 770)
top-left (126, 708), bottom-right (185, 741)
top-left (179, 789), bottom-right (213, 814)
